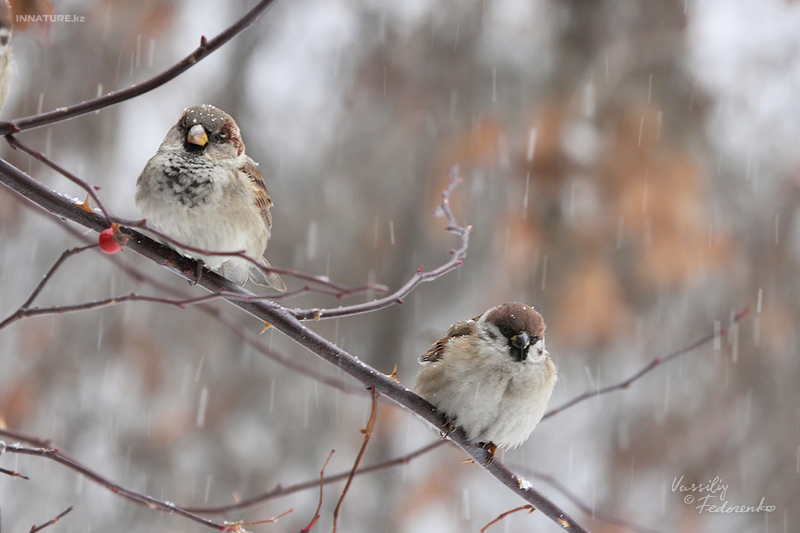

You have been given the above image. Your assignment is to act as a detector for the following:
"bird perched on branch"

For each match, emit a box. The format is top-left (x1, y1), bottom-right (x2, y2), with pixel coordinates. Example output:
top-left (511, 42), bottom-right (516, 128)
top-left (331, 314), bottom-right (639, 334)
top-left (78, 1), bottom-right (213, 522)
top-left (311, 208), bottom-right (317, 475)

top-left (414, 302), bottom-right (556, 457)
top-left (135, 104), bottom-right (286, 291)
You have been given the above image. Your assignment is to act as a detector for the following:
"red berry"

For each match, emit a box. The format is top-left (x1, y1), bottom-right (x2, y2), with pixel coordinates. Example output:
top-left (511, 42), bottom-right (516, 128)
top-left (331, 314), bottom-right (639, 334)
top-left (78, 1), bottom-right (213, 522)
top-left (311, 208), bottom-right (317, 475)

top-left (98, 228), bottom-right (121, 254)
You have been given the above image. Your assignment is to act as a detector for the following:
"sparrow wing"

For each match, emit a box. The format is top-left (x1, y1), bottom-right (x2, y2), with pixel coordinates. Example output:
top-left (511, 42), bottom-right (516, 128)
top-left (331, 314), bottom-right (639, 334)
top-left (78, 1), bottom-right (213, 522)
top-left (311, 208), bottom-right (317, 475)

top-left (420, 319), bottom-right (476, 363)
top-left (240, 156), bottom-right (273, 229)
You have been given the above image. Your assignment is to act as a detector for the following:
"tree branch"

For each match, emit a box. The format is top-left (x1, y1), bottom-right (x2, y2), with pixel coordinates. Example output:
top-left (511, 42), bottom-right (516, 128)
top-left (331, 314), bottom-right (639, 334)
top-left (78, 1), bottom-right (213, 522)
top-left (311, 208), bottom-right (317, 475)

top-left (0, 158), bottom-right (589, 532)
top-left (0, 0), bottom-right (280, 136)
top-left (182, 440), bottom-right (447, 514)
top-left (333, 387), bottom-right (379, 532)
top-left (300, 450), bottom-right (334, 533)
top-left (29, 506), bottom-right (73, 533)
top-left (4, 443), bottom-right (228, 529)
top-left (1, 291), bottom-right (223, 331)
top-left (542, 308), bottom-right (750, 421)
top-left (288, 167), bottom-right (470, 321)
top-left (510, 467), bottom-right (665, 533)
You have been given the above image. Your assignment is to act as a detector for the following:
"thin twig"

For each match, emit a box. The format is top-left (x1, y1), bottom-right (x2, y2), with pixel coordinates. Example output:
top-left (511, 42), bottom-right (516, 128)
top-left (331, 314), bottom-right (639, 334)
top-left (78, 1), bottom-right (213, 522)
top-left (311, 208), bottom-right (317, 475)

top-left (0, 428), bottom-right (53, 448)
top-left (244, 283), bottom-right (387, 301)
top-left (0, 465), bottom-right (30, 480)
top-left (0, 292), bottom-right (224, 331)
top-left (183, 440), bottom-right (447, 514)
top-left (300, 450), bottom-right (335, 533)
top-left (542, 308), bottom-right (750, 420)
top-left (333, 387), bottom-right (379, 532)
top-left (220, 509), bottom-right (293, 532)
top-left (0, 243), bottom-right (98, 329)
top-left (4, 443), bottom-right (226, 530)
top-left (481, 505), bottom-right (535, 532)
top-left (18, 244), bottom-right (98, 310)
top-left (0, 0), bottom-right (280, 136)
top-left (29, 506), bottom-right (73, 533)
top-left (289, 166), bottom-right (470, 320)
top-left (6, 136), bottom-right (114, 222)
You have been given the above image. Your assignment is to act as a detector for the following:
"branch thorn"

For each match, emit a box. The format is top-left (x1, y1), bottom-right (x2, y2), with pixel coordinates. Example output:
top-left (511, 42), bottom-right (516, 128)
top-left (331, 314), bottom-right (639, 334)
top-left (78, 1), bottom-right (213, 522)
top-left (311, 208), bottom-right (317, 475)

top-left (75, 195), bottom-right (93, 213)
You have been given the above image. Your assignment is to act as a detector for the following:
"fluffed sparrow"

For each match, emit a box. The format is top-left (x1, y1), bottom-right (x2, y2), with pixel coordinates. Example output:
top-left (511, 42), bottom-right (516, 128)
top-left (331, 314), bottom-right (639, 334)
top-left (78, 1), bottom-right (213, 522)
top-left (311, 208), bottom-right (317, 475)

top-left (414, 302), bottom-right (556, 454)
top-left (135, 105), bottom-right (286, 291)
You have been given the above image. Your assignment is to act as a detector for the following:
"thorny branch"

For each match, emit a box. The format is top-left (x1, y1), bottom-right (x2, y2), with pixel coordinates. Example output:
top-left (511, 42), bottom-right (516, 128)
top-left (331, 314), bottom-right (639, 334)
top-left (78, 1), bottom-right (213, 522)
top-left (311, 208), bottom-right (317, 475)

top-left (54, 219), bottom-right (370, 396)
top-left (0, 303), bottom-right (741, 532)
top-left (5, 134), bottom-right (388, 298)
top-left (0, 149), bottom-right (743, 523)
top-left (0, 2), bottom-right (749, 528)
top-left (0, 156), bottom-right (587, 532)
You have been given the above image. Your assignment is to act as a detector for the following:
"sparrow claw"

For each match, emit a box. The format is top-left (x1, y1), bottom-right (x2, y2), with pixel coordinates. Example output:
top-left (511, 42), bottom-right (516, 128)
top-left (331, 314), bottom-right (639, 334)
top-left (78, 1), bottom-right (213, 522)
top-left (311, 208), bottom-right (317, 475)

top-left (481, 442), bottom-right (498, 465)
top-left (188, 260), bottom-right (205, 285)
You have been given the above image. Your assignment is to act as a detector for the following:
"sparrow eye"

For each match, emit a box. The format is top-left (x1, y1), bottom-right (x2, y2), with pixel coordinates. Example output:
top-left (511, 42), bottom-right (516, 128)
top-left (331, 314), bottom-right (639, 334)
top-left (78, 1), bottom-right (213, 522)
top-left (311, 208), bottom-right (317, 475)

top-left (210, 132), bottom-right (224, 144)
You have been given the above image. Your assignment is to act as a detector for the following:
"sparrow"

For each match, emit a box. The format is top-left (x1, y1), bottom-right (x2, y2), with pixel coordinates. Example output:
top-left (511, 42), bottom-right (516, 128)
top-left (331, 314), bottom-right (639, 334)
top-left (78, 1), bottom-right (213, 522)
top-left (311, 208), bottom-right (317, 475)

top-left (414, 302), bottom-right (556, 455)
top-left (135, 105), bottom-right (286, 291)
top-left (0, 0), bottom-right (13, 114)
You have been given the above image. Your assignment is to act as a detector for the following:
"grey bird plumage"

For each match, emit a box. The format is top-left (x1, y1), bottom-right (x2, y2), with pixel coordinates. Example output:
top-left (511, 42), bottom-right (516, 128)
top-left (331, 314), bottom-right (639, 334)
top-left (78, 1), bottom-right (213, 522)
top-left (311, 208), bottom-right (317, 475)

top-left (135, 105), bottom-right (286, 291)
top-left (414, 302), bottom-right (556, 452)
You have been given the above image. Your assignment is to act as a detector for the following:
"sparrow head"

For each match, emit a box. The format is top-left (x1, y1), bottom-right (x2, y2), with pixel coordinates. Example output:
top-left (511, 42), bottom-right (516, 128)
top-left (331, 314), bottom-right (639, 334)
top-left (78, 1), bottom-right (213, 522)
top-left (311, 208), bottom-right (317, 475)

top-left (167, 105), bottom-right (246, 161)
top-left (480, 302), bottom-right (546, 363)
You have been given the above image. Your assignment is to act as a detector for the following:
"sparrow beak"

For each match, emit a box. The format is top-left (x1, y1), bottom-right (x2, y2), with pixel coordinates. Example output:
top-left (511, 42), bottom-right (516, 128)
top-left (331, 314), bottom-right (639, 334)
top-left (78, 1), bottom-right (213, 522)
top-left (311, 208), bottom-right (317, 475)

top-left (511, 332), bottom-right (530, 350)
top-left (186, 124), bottom-right (208, 147)
top-left (509, 332), bottom-right (531, 362)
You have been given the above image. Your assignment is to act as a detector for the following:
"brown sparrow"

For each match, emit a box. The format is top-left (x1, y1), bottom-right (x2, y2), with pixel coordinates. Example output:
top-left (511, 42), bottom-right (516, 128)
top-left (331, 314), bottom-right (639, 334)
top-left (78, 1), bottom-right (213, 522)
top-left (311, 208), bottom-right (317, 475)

top-left (135, 105), bottom-right (286, 291)
top-left (0, 0), bottom-right (13, 113)
top-left (414, 302), bottom-right (556, 454)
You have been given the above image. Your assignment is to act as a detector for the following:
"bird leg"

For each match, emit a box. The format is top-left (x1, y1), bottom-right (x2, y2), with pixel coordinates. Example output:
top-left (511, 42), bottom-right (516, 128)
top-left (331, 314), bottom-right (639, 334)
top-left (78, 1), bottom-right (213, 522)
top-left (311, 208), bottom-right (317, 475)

top-left (186, 259), bottom-right (205, 285)
top-left (481, 442), bottom-right (498, 465)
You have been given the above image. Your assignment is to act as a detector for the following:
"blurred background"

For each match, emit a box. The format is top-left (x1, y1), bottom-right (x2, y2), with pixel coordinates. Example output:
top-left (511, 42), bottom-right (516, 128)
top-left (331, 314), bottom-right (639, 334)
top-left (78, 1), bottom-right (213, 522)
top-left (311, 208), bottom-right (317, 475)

top-left (1, 0), bottom-right (798, 531)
